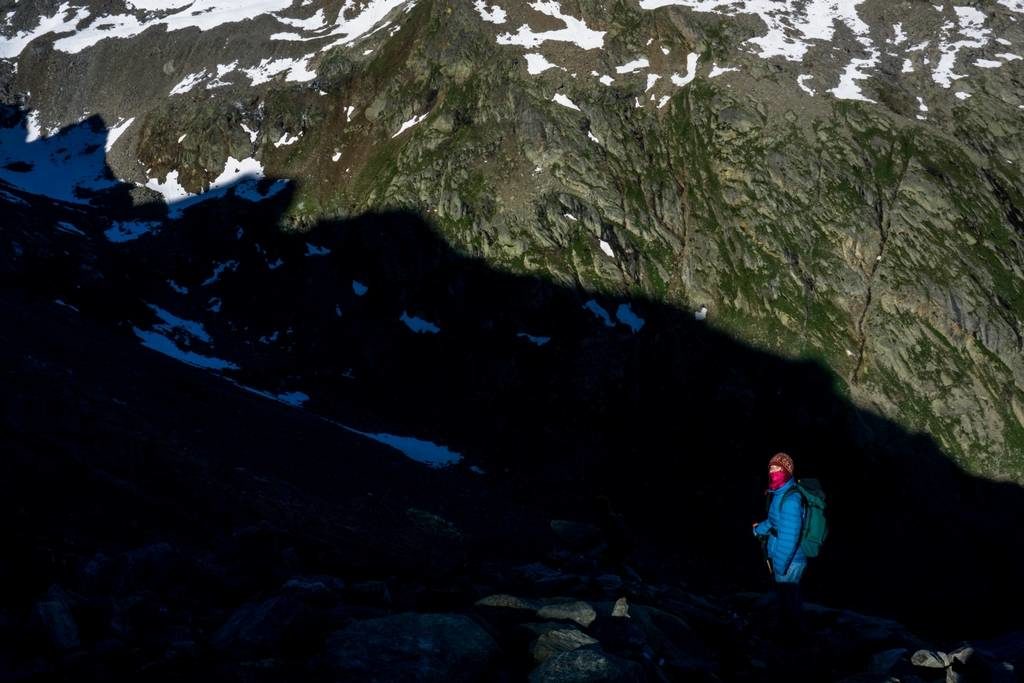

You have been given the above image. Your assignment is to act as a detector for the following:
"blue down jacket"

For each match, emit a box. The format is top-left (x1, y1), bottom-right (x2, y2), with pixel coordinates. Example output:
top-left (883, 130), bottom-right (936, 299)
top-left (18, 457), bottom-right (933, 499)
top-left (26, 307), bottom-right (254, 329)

top-left (754, 478), bottom-right (806, 583)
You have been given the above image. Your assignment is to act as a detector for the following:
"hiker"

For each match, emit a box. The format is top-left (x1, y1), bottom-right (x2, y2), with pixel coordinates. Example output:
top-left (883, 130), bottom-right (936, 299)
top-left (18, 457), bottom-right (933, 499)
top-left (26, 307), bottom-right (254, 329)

top-left (753, 452), bottom-right (805, 633)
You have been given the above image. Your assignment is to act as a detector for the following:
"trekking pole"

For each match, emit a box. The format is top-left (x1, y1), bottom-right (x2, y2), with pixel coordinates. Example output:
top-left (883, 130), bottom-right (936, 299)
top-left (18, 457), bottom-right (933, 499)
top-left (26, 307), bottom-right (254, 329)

top-left (759, 537), bottom-right (773, 576)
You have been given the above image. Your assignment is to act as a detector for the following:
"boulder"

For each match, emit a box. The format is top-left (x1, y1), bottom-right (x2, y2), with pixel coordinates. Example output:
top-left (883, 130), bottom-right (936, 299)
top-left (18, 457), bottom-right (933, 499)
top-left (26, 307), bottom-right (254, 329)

top-left (325, 612), bottom-right (499, 682)
top-left (868, 648), bottom-right (908, 674)
top-left (212, 594), bottom-right (311, 652)
top-left (948, 643), bottom-right (1017, 683)
top-left (282, 575), bottom-right (345, 605)
top-left (537, 601), bottom-right (597, 628)
top-left (476, 594), bottom-right (540, 612)
top-left (911, 649), bottom-right (951, 669)
top-left (407, 508), bottom-right (464, 543)
top-left (529, 648), bottom-right (642, 682)
top-left (32, 586), bottom-right (80, 651)
top-left (531, 626), bottom-right (600, 663)
top-left (972, 630), bottom-right (1024, 677)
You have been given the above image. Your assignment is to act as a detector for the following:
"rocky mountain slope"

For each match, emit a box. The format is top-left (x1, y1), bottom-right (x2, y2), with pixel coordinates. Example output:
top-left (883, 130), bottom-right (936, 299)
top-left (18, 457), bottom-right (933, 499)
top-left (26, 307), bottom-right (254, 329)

top-left (4, 284), bottom-right (1024, 681)
top-left (3, 0), bottom-right (1024, 479)
top-left (3, 1), bottom-right (1024, 679)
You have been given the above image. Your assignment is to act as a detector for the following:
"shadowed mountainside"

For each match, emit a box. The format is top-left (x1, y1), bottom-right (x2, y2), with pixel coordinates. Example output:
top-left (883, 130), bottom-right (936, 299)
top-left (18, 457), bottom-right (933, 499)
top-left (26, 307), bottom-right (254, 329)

top-left (2, 111), bottom-right (1024, 679)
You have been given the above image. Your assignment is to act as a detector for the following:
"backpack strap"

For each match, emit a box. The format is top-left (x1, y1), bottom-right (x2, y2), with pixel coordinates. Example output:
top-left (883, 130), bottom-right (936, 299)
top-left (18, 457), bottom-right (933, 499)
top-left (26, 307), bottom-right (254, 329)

top-left (778, 484), bottom-right (807, 576)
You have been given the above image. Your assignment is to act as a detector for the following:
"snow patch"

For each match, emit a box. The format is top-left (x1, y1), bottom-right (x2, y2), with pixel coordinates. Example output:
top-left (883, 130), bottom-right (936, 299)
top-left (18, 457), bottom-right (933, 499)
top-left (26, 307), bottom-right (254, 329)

top-left (273, 131), bottom-right (301, 147)
top-left (132, 302), bottom-right (238, 371)
top-left (149, 304), bottom-right (211, 343)
top-left (274, 7), bottom-right (327, 31)
top-left (145, 170), bottom-right (191, 202)
top-left (933, 7), bottom-right (991, 88)
top-left (0, 114), bottom-right (119, 204)
top-left (50, 1), bottom-right (295, 54)
top-left (237, 385), bottom-right (310, 406)
top-left (891, 22), bottom-right (908, 45)
top-left (670, 52), bottom-right (700, 87)
top-left (207, 61), bottom-right (239, 88)
top-left (616, 57), bottom-right (649, 74)
top-left (202, 260), bottom-right (239, 286)
top-left (616, 303), bottom-right (645, 332)
top-left (708, 63), bottom-right (738, 78)
top-left (828, 49), bottom-right (879, 102)
top-left (474, 0), bottom-right (507, 23)
top-left (517, 332), bottom-right (551, 346)
top-left (24, 111), bottom-right (43, 143)
top-left (0, 3), bottom-right (92, 59)
top-left (797, 74), bottom-right (815, 95)
top-left (583, 299), bottom-right (614, 327)
top-left (145, 157), bottom-right (287, 217)
top-left (632, 1), bottom-right (1015, 104)
top-left (552, 93), bottom-right (580, 110)
top-left (170, 71), bottom-right (207, 95)
top-left (401, 311), bottom-right (440, 333)
top-left (496, 1), bottom-right (605, 50)
top-left (343, 427), bottom-right (463, 468)
top-left (242, 56), bottom-right (317, 85)
top-left (105, 220), bottom-right (160, 242)
top-left (56, 221), bottom-right (85, 236)
top-left (134, 328), bottom-right (238, 370)
top-left (524, 52), bottom-right (561, 74)
top-left (241, 122), bottom-right (259, 143)
top-left (640, 0), bottom-right (871, 62)
top-left (392, 112), bottom-right (429, 137)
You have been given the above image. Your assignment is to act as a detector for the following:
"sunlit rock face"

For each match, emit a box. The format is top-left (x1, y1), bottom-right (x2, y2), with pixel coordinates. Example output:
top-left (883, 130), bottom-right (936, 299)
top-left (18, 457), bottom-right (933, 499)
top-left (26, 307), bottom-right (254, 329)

top-left (2, 0), bottom-right (1024, 478)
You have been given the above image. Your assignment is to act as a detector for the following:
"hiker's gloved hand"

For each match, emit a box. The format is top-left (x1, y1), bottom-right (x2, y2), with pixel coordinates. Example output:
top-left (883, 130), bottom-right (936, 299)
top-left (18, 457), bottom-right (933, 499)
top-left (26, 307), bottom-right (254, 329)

top-left (752, 520), bottom-right (770, 537)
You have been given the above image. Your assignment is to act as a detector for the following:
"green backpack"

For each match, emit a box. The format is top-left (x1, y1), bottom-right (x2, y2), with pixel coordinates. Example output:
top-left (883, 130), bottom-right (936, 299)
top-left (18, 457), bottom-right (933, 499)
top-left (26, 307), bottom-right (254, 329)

top-left (784, 478), bottom-right (828, 558)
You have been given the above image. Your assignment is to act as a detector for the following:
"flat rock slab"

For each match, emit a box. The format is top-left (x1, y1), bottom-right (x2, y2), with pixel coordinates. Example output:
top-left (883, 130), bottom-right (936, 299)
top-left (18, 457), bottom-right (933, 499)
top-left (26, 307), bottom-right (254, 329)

top-left (532, 626), bottom-right (600, 663)
top-left (537, 601), bottom-right (597, 628)
top-left (476, 594), bottom-right (540, 612)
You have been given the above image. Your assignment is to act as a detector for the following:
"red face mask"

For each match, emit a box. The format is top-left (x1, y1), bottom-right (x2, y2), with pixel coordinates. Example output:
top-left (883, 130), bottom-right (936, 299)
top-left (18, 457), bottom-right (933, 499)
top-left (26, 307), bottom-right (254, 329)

top-left (769, 470), bottom-right (791, 490)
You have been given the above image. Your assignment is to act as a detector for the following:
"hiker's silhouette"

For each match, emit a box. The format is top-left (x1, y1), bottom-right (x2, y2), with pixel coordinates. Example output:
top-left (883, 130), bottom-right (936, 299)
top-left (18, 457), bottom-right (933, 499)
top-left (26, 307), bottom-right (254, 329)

top-left (3, 105), bottom-right (1023, 640)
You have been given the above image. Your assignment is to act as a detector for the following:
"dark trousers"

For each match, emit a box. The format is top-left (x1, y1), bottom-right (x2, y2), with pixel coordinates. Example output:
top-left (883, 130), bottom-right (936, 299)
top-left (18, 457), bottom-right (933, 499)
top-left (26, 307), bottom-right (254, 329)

top-left (776, 581), bottom-right (804, 636)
